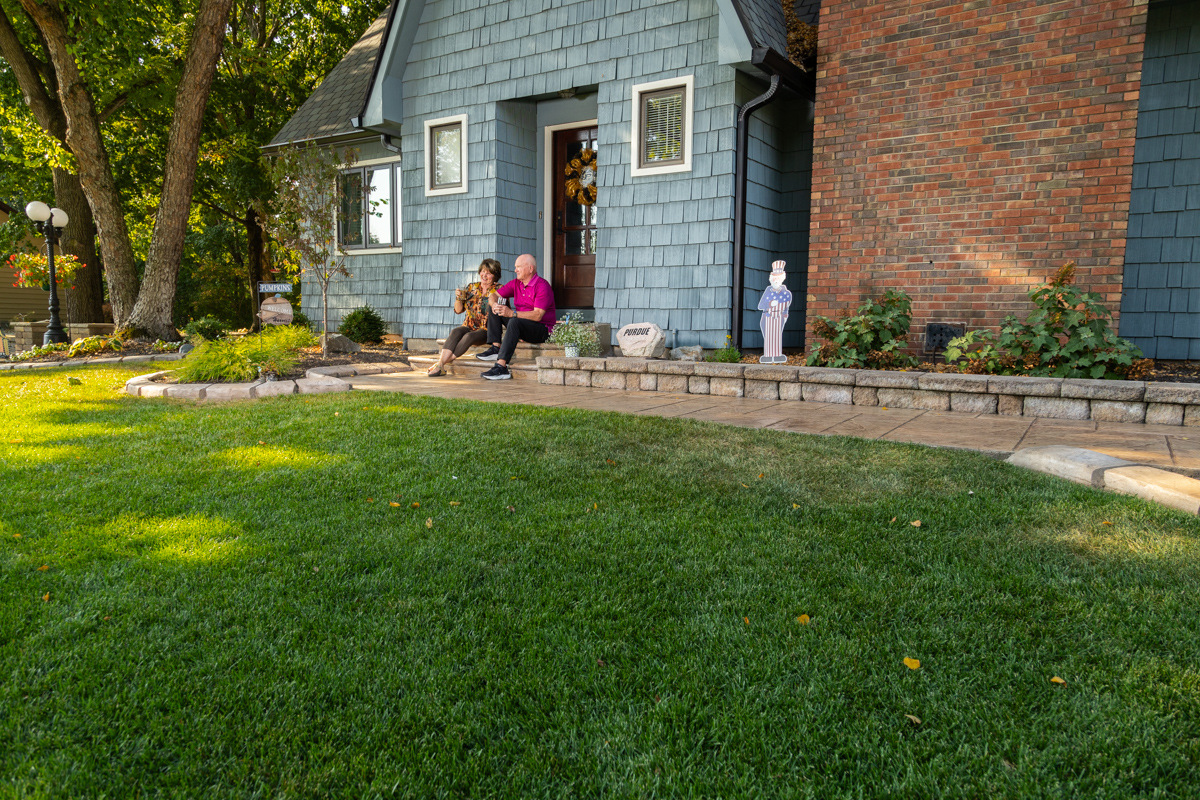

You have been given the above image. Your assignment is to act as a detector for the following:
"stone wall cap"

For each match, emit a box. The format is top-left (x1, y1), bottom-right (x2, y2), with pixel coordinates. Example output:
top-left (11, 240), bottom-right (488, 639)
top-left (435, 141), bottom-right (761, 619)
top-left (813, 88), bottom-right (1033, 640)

top-left (577, 357), bottom-right (607, 370)
top-left (695, 362), bottom-right (746, 377)
top-left (742, 364), bottom-right (800, 382)
top-left (796, 366), bottom-right (857, 385)
top-left (854, 370), bottom-right (920, 389)
top-left (647, 360), bottom-right (696, 375)
top-left (1060, 378), bottom-right (1145, 401)
top-left (917, 373), bottom-right (990, 392)
top-left (986, 375), bottom-right (1061, 396)
top-left (1144, 382), bottom-right (1200, 405)
top-left (604, 357), bottom-right (650, 373)
top-left (549, 356), bottom-right (579, 369)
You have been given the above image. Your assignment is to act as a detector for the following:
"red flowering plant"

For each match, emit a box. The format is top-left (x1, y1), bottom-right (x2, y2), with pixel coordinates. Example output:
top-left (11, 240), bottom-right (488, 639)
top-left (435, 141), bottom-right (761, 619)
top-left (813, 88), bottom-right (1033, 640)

top-left (7, 251), bottom-right (82, 289)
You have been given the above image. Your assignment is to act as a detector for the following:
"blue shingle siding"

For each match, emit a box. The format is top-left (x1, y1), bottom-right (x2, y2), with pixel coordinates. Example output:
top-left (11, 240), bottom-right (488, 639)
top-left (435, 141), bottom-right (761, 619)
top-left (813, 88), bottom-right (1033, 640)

top-left (1121, 0), bottom-right (1200, 359)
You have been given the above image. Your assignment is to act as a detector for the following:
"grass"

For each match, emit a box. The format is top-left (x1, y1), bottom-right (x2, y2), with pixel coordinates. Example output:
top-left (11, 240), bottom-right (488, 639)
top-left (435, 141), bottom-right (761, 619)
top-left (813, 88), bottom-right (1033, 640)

top-left (2, 363), bottom-right (1199, 798)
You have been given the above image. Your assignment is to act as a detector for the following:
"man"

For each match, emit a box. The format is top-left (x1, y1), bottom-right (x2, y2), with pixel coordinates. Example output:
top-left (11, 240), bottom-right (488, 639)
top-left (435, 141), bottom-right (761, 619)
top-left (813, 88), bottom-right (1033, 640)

top-left (477, 253), bottom-right (557, 380)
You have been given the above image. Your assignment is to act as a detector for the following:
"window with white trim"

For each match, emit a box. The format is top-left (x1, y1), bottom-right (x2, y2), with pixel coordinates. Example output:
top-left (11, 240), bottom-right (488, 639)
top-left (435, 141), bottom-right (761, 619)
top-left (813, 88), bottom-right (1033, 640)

top-left (338, 160), bottom-right (401, 249)
top-left (631, 75), bottom-right (694, 177)
top-left (424, 114), bottom-right (469, 196)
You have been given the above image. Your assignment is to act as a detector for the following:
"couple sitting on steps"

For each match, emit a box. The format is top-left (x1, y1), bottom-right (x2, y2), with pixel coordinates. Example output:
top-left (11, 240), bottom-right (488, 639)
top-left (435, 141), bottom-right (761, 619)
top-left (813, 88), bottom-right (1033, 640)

top-left (425, 253), bottom-right (557, 381)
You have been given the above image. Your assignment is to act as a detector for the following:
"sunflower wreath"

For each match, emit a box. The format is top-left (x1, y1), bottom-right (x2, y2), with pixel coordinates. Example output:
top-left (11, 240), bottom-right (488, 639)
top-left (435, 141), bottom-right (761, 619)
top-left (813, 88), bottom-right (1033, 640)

top-left (563, 148), bottom-right (598, 206)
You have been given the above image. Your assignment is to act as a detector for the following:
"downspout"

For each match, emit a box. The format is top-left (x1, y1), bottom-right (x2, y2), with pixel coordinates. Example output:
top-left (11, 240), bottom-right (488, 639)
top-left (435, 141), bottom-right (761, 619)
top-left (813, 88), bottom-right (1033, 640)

top-left (732, 73), bottom-right (782, 351)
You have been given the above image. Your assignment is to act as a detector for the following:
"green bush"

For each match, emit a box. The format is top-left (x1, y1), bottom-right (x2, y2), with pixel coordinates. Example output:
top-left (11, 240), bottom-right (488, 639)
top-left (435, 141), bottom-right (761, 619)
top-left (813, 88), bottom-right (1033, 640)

top-left (174, 339), bottom-right (257, 383)
top-left (944, 263), bottom-right (1150, 380)
top-left (807, 289), bottom-right (917, 370)
top-left (337, 306), bottom-right (386, 344)
top-left (291, 311), bottom-right (311, 329)
top-left (183, 315), bottom-right (231, 342)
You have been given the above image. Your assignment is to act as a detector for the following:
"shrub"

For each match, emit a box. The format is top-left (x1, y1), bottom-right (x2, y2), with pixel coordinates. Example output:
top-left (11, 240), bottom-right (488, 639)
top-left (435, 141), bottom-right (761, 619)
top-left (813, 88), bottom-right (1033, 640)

top-left (337, 306), bottom-right (387, 344)
top-left (807, 290), bottom-right (917, 370)
top-left (291, 310), bottom-right (311, 330)
top-left (183, 315), bottom-right (231, 342)
top-left (173, 339), bottom-right (256, 383)
top-left (944, 263), bottom-right (1150, 380)
top-left (706, 334), bottom-right (742, 363)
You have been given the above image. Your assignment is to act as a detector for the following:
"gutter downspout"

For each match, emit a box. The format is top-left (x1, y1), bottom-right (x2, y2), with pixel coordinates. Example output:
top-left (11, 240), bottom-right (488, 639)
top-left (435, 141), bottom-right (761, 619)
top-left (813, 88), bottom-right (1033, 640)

top-left (732, 73), bottom-right (782, 351)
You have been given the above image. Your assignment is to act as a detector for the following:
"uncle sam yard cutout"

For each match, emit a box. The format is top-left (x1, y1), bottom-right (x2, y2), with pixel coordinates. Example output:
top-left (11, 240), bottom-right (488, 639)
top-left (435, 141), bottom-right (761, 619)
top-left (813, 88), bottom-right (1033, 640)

top-left (757, 260), bottom-right (792, 363)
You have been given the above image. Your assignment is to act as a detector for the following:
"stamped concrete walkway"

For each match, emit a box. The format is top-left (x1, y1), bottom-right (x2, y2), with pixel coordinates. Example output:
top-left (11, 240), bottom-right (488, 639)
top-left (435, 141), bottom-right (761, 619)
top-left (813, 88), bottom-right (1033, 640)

top-left (346, 368), bottom-right (1200, 475)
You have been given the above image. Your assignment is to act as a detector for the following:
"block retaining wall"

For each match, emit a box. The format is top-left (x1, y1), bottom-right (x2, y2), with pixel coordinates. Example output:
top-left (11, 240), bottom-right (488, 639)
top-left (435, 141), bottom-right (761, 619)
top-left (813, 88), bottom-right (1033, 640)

top-left (536, 357), bottom-right (1200, 427)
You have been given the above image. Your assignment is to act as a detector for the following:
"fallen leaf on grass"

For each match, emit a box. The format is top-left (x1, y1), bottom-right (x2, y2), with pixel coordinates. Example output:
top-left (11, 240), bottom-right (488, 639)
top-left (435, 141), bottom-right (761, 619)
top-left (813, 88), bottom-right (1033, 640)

top-left (102, 616), bottom-right (111, 621)
top-left (796, 614), bottom-right (810, 625)
top-left (1050, 676), bottom-right (1067, 685)
top-left (792, 503), bottom-right (800, 509)
top-left (389, 502), bottom-right (401, 507)
top-left (596, 659), bottom-right (606, 666)
top-left (740, 483), bottom-right (749, 488)
top-left (890, 517), bottom-right (897, 523)
top-left (903, 657), bottom-right (921, 670)
top-left (1101, 521), bottom-right (1113, 526)
top-left (744, 617), bottom-right (750, 625)
top-left (758, 473), bottom-right (764, 479)
top-left (37, 565), bottom-right (48, 571)
top-left (911, 520), bottom-right (921, 527)
top-left (425, 518), bottom-right (433, 529)
top-left (506, 506), bottom-right (516, 513)
top-left (606, 459), bottom-right (616, 465)
top-left (258, 440), bottom-right (265, 445)
top-left (411, 502), bottom-right (420, 508)
top-left (12, 534), bottom-right (20, 539)
top-left (905, 714), bottom-right (922, 725)
top-left (9, 439), bottom-right (23, 444)
top-left (366, 498), bottom-right (374, 503)
top-left (449, 501), bottom-right (460, 507)
top-left (42, 593), bottom-right (49, 602)
top-left (334, 412), bottom-right (340, 417)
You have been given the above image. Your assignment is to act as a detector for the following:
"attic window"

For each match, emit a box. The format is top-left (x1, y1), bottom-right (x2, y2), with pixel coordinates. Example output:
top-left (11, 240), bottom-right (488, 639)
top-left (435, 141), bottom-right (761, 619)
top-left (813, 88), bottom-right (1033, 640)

top-left (424, 114), bottom-right (468, 196)
top-left (631, 75), bottom-right (694, 177)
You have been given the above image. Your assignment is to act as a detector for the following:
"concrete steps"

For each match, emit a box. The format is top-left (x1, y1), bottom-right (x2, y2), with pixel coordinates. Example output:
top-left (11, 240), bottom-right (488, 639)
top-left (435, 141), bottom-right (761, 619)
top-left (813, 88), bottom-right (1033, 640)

top-left (410, 342), bottom-right (563, 380)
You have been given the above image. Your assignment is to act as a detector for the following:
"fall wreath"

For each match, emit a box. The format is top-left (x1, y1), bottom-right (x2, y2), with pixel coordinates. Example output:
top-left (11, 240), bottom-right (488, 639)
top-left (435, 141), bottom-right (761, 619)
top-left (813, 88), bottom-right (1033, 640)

top-left (564, 148), bottom-right (598, 206)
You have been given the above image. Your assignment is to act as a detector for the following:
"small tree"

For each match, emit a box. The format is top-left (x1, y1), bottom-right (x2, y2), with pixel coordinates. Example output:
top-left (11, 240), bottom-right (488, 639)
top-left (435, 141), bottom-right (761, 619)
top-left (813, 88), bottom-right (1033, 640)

top-left (260, 144), bottom-right (357, 357)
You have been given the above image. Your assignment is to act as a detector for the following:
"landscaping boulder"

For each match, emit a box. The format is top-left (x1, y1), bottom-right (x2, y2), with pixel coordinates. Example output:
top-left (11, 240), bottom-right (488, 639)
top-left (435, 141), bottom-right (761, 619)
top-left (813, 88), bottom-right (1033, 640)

top-left (671, 345), bottom-right (703, 361)
top-left (617, 322), bottom-right (666, 358)
top-left (323, 333), bottom-right (362, 353)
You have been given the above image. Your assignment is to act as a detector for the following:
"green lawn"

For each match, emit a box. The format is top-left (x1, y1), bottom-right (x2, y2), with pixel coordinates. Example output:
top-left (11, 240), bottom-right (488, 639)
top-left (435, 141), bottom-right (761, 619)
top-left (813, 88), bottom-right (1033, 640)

top-left (2, 364), bottom-right (1198, 798)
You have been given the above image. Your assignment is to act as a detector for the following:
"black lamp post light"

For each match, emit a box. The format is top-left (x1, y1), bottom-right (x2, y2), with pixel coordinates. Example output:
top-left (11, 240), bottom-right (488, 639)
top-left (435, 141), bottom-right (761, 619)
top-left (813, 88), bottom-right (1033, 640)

top-left (25, 200), bottom-right (70, 345)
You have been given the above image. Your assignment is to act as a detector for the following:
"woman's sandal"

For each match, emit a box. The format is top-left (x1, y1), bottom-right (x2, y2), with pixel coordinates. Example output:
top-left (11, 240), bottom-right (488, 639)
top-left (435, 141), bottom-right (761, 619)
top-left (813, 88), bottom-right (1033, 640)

top-left (427, 365), bottom-right (446, 377)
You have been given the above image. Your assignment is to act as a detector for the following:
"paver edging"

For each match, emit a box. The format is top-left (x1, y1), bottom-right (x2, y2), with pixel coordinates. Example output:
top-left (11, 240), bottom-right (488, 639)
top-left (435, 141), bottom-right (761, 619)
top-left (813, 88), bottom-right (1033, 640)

top-left (120, 361), bottom-right (409, 401)
top-left (537, 359), bottom-right (1200, 427)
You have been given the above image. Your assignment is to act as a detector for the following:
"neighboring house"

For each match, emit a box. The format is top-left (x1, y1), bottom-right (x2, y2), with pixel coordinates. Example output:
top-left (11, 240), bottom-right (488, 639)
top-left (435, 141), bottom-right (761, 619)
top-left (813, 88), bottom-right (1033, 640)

top-left (272, 0), bottom-right (1200, 359)
top-left (0, 200), bottom-right (50, 325)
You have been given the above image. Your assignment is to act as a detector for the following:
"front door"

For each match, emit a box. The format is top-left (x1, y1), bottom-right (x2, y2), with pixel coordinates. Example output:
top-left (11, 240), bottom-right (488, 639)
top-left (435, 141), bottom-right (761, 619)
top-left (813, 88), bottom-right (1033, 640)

top-left (552, 126), bottom-right (598, 308)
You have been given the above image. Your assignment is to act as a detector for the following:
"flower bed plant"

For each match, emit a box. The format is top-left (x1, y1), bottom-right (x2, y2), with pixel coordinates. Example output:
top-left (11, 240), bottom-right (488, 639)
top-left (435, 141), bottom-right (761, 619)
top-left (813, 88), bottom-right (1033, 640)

top-left (174, 325), bottom-right (318, 383)
top-left (548, 313), bottom-right (600, 357)
top-left (6, 251), bottom-right (82, 289)
top-left (807, 289), bottom-right (917, 370)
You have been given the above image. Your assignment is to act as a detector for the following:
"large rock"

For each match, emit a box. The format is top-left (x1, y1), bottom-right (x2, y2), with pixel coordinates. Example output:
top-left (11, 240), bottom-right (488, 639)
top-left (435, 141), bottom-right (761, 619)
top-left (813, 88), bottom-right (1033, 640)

top-left (322, 333), bottom-right (361, 353)
top-left (671, 345), bottom-right (703, 361)
top-left (617, 322), bottom-right (666, 358)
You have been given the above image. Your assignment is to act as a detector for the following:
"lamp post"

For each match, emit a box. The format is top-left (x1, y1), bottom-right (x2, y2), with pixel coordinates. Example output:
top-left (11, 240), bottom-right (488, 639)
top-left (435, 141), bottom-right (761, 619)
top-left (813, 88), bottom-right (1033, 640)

top-left (25, 201), bottom-right (70, 345)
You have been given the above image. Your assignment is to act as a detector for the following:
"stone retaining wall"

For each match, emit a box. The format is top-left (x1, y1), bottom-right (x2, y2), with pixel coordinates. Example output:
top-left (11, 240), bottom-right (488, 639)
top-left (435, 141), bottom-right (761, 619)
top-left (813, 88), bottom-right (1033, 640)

top-left (536, 358), bottom-right (1200, 427)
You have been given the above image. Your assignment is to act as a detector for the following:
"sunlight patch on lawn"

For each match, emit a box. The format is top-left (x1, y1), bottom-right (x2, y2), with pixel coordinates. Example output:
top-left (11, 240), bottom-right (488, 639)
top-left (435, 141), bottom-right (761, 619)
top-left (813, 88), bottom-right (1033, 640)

top-left (92, 514), bottom-right (248, 564)
top-left (209, 444), bottom-right (344, 471)
top-left (1032, 524), bottom-right (1198, 562)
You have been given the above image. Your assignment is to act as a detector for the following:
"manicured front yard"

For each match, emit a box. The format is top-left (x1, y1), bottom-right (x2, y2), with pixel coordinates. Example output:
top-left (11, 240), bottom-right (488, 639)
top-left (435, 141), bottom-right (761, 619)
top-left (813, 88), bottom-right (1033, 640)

top-left (2, 364), bottom-right (1198, 798)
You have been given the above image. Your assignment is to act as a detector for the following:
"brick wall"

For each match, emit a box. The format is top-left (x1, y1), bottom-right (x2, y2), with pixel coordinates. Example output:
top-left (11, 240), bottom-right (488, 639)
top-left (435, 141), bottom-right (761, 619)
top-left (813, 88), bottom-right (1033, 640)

top-left (808, 0), bottom-right (1149, 349)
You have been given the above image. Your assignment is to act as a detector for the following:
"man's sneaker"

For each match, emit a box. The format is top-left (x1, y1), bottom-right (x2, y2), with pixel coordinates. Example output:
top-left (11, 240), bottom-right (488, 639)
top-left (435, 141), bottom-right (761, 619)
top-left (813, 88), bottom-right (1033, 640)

top-left (481, 364), bottom-right (512, 381)
top-left (475, 346), bottom-right (501, 361)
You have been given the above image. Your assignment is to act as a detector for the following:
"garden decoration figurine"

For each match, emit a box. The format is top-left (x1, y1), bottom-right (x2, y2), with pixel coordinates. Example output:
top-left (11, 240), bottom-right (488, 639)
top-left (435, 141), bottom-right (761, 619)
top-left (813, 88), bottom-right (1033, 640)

top-left (757, 260), bottom-right (792, 363)
top-left (23, 201), bottom-right (70, 345)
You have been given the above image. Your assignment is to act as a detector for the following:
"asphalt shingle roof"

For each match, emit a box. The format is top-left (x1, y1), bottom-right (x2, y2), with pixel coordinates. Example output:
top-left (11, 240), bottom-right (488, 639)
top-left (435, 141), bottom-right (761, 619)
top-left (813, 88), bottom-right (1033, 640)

top-left (267, 5), bottom-right (394, 147)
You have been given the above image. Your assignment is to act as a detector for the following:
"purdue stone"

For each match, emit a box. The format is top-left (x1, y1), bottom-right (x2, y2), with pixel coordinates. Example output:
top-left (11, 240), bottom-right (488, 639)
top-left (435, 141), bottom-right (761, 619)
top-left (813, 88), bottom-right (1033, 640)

top-left (617, 322), bottom-right (666, 358)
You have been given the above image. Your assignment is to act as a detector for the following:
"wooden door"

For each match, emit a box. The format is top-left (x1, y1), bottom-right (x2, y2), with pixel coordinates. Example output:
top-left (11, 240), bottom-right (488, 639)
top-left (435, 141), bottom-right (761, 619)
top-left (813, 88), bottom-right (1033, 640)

top-left (552, 126), bottom-right (598, 308)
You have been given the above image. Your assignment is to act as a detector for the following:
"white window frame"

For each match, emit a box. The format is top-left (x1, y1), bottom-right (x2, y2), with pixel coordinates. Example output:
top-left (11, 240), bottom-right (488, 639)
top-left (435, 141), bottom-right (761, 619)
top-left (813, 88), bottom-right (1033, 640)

top-left (337, 156), bottom-right (403, 255)
top-left (424, 114), bottom-right (469, 196)
top-left (630, 75), bottom-right (694, 177)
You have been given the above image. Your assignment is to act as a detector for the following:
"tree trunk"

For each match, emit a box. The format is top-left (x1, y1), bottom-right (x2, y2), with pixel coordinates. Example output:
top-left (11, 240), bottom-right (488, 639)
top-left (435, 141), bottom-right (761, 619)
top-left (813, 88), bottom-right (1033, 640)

top-left (246, 205), bottom-right (264, 332)
top-left (52, 167), bottom-right (103, 323)
top-left (16, 0), bottom-right (140, 326)
top-left (126, 0), bottom-right (236, 340)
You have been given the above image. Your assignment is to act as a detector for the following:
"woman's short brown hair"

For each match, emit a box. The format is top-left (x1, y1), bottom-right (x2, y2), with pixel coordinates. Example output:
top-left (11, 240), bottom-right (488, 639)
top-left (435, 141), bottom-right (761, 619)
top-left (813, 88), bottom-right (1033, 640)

top-left (478, 259), bottom-right (501, 282)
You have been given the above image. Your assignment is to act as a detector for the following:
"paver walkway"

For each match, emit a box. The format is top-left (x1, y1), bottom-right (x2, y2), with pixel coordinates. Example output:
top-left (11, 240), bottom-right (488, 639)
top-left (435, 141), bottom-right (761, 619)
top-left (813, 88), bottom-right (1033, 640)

top-left (346, 369), bottom-right (1200, 475)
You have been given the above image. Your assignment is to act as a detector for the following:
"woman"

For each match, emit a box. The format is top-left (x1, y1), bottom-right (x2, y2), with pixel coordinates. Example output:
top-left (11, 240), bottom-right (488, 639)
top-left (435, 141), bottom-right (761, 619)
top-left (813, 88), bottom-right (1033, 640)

top-left (427, 258), bottom-right (502, 376)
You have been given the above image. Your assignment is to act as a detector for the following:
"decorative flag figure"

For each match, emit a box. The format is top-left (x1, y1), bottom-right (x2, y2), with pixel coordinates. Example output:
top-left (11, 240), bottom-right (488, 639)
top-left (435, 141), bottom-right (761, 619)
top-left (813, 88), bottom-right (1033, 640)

top-left (757, 260), bottom-right (792, 363)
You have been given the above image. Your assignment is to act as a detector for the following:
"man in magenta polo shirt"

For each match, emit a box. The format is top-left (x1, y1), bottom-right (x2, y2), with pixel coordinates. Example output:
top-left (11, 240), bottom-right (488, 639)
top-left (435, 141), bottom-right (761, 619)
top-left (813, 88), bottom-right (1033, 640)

top-left (477, 253), bottom-right (557, 380)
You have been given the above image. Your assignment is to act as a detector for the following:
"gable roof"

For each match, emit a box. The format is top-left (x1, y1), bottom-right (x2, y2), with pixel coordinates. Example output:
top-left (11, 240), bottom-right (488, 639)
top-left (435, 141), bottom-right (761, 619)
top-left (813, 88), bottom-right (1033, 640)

top-left (266, 3), bottom-right (396, 148)
top-left (270, 0), bottom-right (816, 148)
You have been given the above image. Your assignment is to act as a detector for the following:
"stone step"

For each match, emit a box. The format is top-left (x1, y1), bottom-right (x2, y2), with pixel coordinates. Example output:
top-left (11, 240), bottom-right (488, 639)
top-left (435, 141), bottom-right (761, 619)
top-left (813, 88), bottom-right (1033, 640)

top-left (436, 340), bottom-right (566, 359)
top-left (407, 355), bottom-right (539, 380)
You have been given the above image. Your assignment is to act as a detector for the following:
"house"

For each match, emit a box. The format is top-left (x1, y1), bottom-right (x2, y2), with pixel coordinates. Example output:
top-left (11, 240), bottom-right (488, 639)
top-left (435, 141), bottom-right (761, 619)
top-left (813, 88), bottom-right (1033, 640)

top-left (271, 0), bottom-right (1200, 360)
top-left (0, 200), bottom-right (51, 325)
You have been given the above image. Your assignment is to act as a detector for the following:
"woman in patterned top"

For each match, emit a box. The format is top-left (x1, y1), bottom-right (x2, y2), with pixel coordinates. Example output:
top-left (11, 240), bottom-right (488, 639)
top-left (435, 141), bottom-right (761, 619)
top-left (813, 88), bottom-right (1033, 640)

top-left (427, 258), bottom-right (502, 376)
